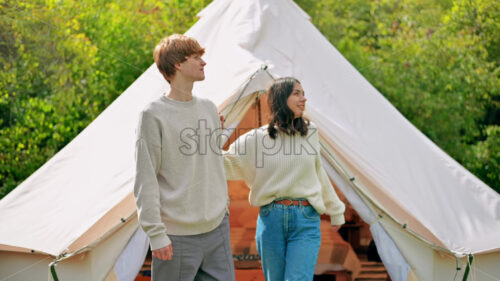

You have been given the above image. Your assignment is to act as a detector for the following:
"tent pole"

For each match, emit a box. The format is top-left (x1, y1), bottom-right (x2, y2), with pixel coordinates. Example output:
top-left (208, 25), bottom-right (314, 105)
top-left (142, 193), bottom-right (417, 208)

top-left (222, 65), bottom-right (273, 123)
top-left (256, 96), bottom-right (262, 127)
top-left (461, 254), bottom-right (474, 281)
top-left (49, 255), bottom-right (63, 281)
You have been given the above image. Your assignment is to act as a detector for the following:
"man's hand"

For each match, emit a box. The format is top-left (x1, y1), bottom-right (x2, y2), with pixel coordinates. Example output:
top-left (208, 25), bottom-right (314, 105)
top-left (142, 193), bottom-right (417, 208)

top-left (219, 114), bottom-right (224, 129)
top-left (331, 225), bottom-right (341, 232)
top-left (152, 244), bottom-right (173, 260)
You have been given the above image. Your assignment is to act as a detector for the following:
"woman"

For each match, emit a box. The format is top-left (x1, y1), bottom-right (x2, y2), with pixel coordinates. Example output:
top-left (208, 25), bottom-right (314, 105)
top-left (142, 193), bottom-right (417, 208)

top-left (224, 77), bottom-right (345, 281)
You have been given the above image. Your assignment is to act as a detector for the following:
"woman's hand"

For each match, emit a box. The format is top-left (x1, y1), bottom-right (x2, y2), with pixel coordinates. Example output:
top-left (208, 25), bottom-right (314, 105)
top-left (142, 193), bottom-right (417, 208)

top-left (219, 114), bottom-right (225, 129)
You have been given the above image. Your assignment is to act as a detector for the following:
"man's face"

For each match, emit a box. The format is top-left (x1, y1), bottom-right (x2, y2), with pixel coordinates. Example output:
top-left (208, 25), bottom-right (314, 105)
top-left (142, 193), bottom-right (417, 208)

top-left (178, 54), bottom-right (206, 82)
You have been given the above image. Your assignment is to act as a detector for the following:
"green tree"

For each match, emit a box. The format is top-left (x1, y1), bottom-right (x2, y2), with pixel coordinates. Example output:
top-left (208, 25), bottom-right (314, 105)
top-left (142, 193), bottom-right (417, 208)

top-left (1, 0), bottom-right (498, 198)
top-left (0, 0), bottom-right (211, 199)
top-left (296, 0), bottom-right (499, 192)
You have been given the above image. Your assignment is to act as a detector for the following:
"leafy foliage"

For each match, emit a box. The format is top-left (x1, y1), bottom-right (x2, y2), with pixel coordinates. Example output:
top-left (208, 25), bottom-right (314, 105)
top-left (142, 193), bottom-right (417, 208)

top-left (0, 0), bottom-right (210, 198)
top-left (0, 0), bottom-right (498, 198)
top-left (297, 0), bottom-right (499, 192)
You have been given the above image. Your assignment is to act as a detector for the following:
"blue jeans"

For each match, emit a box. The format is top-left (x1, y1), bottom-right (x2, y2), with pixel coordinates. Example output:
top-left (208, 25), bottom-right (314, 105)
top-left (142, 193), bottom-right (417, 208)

top-left (256, 200), bottom-right (321, 281)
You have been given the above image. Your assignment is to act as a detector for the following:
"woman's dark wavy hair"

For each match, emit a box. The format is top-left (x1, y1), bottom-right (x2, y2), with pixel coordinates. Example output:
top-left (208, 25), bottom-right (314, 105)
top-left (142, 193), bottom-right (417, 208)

top-left (267, 77), bottom-right (309, 139)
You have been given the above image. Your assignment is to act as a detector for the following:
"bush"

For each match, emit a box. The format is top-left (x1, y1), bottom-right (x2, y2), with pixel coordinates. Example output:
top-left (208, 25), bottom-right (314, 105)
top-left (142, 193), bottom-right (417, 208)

top-left (1, 0), bottom-right (498, 197)
top-left (297, 0), bottom-right (499, 192)
top-left (0, 0), bottom-right (211, 198)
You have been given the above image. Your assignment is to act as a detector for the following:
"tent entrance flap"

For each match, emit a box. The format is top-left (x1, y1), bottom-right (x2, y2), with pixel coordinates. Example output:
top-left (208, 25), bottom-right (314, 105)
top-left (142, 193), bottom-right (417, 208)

top-left (314, 124), bottom-right (446, 251)
top-left (218, 67), bottom-right (273, 130)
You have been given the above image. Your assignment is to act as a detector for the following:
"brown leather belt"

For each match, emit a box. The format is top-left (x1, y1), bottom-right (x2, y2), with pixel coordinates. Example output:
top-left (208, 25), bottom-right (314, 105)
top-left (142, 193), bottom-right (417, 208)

top-left (274, 199), bottom-right (310, 206)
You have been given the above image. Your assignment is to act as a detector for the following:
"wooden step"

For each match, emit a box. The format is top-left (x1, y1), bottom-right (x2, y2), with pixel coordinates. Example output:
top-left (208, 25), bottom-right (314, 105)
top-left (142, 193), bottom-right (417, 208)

top-left (355, 261), bottom-right (388, 281)
top-left (314, 271), bottom-right (350, 281)
top-left (360, 261), bottom-right (384, 268)
top-left (359, 267), bottom-right (386, 274)
top-left (355, 273), bottom-right (388, 281)
top-left (360, 268), bottom-right (387, 274)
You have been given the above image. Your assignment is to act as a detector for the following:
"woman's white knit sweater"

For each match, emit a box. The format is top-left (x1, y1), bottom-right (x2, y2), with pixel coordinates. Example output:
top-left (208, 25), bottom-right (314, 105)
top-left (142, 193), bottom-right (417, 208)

top-left (224, 123), bottom-right (345, 225)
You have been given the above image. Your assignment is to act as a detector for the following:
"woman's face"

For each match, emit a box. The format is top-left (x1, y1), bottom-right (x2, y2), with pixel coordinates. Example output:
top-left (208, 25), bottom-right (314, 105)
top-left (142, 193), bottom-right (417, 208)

top-left (286, 82), bottom-right (307, 118)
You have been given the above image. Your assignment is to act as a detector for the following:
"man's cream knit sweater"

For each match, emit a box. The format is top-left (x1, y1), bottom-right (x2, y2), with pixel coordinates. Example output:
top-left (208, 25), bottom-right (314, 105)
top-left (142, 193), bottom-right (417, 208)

top-left (134, 96), bottom-right (229, 250)
top-left (224, 123), bottom-right (345, 225)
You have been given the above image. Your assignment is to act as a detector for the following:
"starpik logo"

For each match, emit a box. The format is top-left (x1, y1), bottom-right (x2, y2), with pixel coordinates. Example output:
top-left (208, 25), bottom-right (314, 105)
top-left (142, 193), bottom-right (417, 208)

top-left (178, 119), bottom-right (318, 168)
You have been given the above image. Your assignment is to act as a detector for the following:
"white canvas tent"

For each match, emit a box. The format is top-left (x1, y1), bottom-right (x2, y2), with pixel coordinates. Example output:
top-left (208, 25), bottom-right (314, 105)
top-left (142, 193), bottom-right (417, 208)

top-left (1, 0), bottom-right (499, 280)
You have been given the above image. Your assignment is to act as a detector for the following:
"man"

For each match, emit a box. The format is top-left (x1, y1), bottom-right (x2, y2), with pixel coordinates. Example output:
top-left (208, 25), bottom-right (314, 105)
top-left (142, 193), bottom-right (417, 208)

top-left (134, 34), bottom-right (234, 281)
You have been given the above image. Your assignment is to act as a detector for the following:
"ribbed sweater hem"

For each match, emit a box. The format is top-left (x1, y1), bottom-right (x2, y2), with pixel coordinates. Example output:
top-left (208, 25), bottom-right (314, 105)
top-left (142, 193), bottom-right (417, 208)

top-left (164, 209), bottom-right (227, 236)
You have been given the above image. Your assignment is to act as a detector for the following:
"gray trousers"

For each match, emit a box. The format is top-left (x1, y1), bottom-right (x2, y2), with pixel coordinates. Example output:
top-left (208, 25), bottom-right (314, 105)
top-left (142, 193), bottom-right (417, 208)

top-left (152, 215), bottom-right (235, 281)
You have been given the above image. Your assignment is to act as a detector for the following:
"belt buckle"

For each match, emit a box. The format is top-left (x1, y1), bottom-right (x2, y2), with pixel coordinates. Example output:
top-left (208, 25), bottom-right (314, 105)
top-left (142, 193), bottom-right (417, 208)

top-left (283, 199), bottom-right (293, 206)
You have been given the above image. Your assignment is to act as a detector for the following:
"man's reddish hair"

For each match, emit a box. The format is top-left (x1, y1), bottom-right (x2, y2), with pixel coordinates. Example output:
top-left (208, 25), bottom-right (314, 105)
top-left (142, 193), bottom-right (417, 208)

top-left (153, 34), bottom-right (205, 82)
